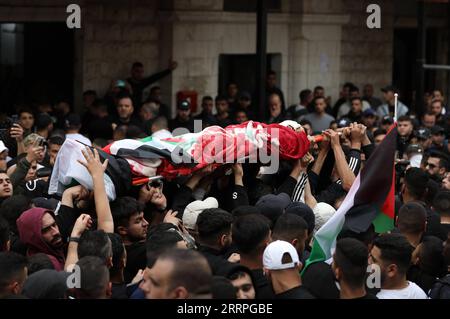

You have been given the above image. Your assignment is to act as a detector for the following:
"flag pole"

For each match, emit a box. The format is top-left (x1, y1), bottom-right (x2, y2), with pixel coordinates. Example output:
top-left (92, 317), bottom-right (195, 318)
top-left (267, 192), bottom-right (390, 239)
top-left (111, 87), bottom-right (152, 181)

top-left (394, 93), bottom-right (398, 123)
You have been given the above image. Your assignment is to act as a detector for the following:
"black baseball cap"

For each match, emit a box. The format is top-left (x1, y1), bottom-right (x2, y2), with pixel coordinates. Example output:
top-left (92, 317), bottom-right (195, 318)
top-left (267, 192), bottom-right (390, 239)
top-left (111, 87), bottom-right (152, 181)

top-left (431, 125), bottom-right (445, 135)
top-left (415, 128), bottom-right (431, 140)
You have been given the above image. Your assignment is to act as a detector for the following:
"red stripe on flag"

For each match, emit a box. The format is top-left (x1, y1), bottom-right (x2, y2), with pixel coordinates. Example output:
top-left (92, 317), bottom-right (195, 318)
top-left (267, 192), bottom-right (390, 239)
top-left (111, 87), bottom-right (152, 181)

top-left (380, 167), bottom-right (396, 219)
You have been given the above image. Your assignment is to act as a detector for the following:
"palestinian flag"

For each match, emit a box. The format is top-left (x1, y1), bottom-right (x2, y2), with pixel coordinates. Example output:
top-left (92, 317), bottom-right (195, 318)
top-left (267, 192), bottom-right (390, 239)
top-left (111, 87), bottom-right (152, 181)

top-left (303, 124), bottom-right (397, 271)
top-left (104, 121), bottom-right (310, 179)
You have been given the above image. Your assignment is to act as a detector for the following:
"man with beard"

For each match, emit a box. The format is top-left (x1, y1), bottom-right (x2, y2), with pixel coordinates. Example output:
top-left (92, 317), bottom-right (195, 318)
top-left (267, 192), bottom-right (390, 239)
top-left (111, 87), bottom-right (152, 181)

top-left (16, 207), bottom-right (66, 270)
top-left (369, 233), bottom-right (427, 299)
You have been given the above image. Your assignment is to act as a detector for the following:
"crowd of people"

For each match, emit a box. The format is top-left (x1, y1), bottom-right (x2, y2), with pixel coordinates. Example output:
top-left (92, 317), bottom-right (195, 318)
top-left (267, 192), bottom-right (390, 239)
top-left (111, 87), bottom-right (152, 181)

top-left (0, 61), bottom-right (449, 299)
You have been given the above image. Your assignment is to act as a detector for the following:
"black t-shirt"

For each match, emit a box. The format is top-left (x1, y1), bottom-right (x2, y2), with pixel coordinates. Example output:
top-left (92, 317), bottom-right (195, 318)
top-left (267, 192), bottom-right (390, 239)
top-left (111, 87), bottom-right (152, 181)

top-left (124, 242), bottom-right (146, 283)
top-left (251, 269), bottom-right (275, 299)
top-left (276, 285), bottom-right (316, 299)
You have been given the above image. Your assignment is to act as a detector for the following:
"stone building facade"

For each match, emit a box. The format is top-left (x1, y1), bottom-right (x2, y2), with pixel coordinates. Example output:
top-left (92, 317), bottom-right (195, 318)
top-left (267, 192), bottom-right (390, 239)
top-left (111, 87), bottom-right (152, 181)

top-left (0, 0), bottom-right (448, 114)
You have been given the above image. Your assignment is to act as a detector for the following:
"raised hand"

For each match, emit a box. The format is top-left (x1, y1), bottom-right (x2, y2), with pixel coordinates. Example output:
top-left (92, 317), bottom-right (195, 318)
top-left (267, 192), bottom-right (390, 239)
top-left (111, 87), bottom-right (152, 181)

top-left (77, 147), bottom-right (108, 178)
top-left (71, 214), bottom-right (93, 238)
top-left (10, 124), bottom-right (24, 142)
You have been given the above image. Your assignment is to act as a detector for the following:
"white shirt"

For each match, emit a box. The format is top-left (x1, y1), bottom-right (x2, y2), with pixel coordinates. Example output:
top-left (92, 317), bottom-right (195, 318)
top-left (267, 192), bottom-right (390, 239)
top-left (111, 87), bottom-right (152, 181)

top-left (152, 129), bottom-right (172, 140)
top-left (376, 281), bottom-right (427, 299)
top-left (66, 133), bottom-right (92, 146)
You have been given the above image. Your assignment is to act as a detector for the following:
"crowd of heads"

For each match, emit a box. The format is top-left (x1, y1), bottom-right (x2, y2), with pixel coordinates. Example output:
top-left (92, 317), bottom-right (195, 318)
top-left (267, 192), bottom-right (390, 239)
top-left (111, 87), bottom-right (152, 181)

top-left (0, 64), bottom-right (449, 299)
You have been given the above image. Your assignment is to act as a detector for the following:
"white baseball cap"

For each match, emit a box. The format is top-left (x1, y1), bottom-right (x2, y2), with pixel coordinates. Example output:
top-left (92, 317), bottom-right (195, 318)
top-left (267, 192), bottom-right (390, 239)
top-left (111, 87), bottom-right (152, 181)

top-left (0, 141), bottom-right (8, 154)
top-left (263, 240), bottom-right (300, 270)
top-left (183, 197), bottom-right (219, 230)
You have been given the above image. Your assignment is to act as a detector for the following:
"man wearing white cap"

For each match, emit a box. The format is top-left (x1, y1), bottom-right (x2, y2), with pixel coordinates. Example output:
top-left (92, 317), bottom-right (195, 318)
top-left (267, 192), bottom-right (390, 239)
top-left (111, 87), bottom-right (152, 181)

top-left (183, 197), bottom-right (218, 240)
top-left (263, 240), bottom-right (315, 299)
top-left (0, 141), bottom-right (10, 171)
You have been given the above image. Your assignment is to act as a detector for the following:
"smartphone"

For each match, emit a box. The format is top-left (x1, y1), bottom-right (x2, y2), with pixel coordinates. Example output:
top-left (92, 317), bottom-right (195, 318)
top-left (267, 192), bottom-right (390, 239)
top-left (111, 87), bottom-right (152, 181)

top-left (11, 115), bottom-right (19, 124)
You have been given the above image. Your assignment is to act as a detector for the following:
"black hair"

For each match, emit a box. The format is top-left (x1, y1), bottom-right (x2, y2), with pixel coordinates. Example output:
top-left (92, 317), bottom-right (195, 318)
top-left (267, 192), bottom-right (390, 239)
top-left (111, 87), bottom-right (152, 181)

top-left (0, 252), bottom-right (28, 296)
top-left (398, 115), bottom-right (413, 124)
top-left (132, 62), bottom-right (143, 69)
top-left (337, 224), bottom-right (376, 248)
top-left (433, 191), bottom-right (450, 217)
top-left (202, 96), bottom-right (214, 103)
top-left (196, 208), bottom-right (233, 246)
top-left (232, 214), bottom-right (270, 256)
top-left (107, 233), bottom-right (125, 274)
top-left (27, 253), bottom-right (54, 275)
top-left (215, 95), bottom-right (228, 103)
top-left (299, 119), bottom-right (312, 127)
top-left (75, 256), bottom-right (110, 299)
top-left (334, 238), bottom-right (368, 289)
top-left (18, 107), bottom-right (34, 116)
top-left (373, 233), bottom-right (413, 275)
top-left (397, 202), bottom-right (427, 235)
top-left (231, 205), bottom-right (261, 221)
top-left (312, 96), bottom-right (326, 106)
top-left (419, 236), bottom-right (446, 278)
top-left (272, 213), bottom-right (308, 243)
top-left (350, 96), bottom-right (362, 104)
top-left (349, 85), bottom-right (359, 93)
top-left (78, 230), bottom-right (112, 264)
top-left (212, 276), bottom-right (236, 299)
top-left (299, 89), bottom-right (312, 102)
top-left (343, 82), bottom-right (355, 89)
top-left (0, 195), bottom-right (31, 233)
top-left (314, 85), bottom-right (324, 91)
top-left (47, 135), bottom-right (65, 146)
top-left (110, 196), bottom-right (145, 230)
top-left (125, 125), bottom-right (145, 139)
top-left (116, 91), bottom-right (133, 102)
top-left (373, 128), bottom-right (387, 138)
top-left (146, 223), bottom-right (184, 268)
top-left (157, 249), bottom-right (212, 296)
top-left (404, 168), bottom-right (429, 200)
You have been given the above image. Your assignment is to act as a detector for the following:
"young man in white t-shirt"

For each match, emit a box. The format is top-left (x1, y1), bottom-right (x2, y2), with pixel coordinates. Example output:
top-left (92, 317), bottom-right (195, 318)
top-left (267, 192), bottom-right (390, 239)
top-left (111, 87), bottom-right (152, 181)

top-left (369, 233), bottom-right (427, 299)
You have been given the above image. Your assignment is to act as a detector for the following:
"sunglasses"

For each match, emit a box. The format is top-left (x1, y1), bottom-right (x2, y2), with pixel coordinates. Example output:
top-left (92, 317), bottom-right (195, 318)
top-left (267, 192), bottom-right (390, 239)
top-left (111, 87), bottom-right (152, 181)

top-left (148, 179), bottom-right (163, 189)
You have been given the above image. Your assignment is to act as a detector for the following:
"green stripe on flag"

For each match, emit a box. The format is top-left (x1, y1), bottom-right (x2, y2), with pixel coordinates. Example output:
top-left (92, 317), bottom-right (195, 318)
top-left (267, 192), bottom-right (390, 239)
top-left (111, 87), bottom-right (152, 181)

top-left (372, 211), bottom-right (394, 233)
top-left (302, 238), bottom-right (327, 274)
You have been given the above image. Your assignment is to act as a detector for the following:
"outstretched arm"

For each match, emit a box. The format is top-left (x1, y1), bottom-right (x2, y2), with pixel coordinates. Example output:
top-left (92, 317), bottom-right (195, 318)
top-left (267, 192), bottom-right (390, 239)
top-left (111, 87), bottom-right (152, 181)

top-left (78, 147), bottom-right (113, 233)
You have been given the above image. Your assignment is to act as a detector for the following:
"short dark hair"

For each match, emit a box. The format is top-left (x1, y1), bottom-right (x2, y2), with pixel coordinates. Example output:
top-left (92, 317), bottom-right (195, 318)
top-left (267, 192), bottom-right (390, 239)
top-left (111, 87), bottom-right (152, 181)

top-left (423, 112), bottom-right (436, 118)
top-left (299, 89), bottom-right (312, 102)
top-left (0, 252), bottom-right (28, 295)
top-left (196, 209), bottom-right (233, 246)
top-left (212, 276), bottom-right (236, 299)
top-left (373, 128), bottom-right (387, 138)
top-left (78, 230), bottom-right (112, 264)
top-left (202, 96), bottom-right (213, 103)
top-left (0, 195), bottom-right (31, 233)
top-left (48, 135), bottom-right (65, 146)
top-left (157, 249), bottom-right (212, 296)
top-left (334, 238), bottom-right (368, 289)
top-left (313, 96), bottom-right (326, 106)
top-left (132, 62), bottom-right (143, 69)
top-left (373, 233), bottom-right (413, 275)
top-left (116, 92), bottom-right (133, 103)
top-left (314, 86), bottom-right (324, 92)
top-left (146, 223), bottom-right (184, 268)
top-left (299, 119), bottom-right (312, 127)
top-left (350, 96), bottom-right (362, 104)
top-left (110, 197), bottom-right (144, 230)
top-left (75, 256), bottom-right (110, 299)
top-left (398, 115), bottom-right (413, 124)
top-left (404, 168), bottom-right (428, 200)
top-left (232, 214), bottom-right (270, 256)
top-left (397, 202), bottom-right (427, 235)
top-left (27, 253), bottom-right (54, 275)
top-left (272, 213), bottom-right (308, 243)
top-left (349, 85), bottom-right (359, 93)
top-left (231, 205), bottom-right (261, 221)
top-left (215, 95), bottom-right (228, 103)
top-left (18, 107), bottom-right (34, 116)
top-left (107, 233), bottom-right (125, 274)
top-left (419, 236), bottom-right (446, 278)
top-left (0, 217), bottom-right (9, 252)
top-left (433, 191), bottom-right (450, 217)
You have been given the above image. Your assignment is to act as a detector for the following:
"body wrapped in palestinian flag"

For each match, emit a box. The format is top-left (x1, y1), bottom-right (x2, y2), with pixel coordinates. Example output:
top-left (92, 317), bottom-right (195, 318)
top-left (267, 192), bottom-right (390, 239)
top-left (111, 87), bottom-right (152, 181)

top-left (49, 121), bottom-right (310, 200)
top-left (104, 121), bottom-right (310, 179)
